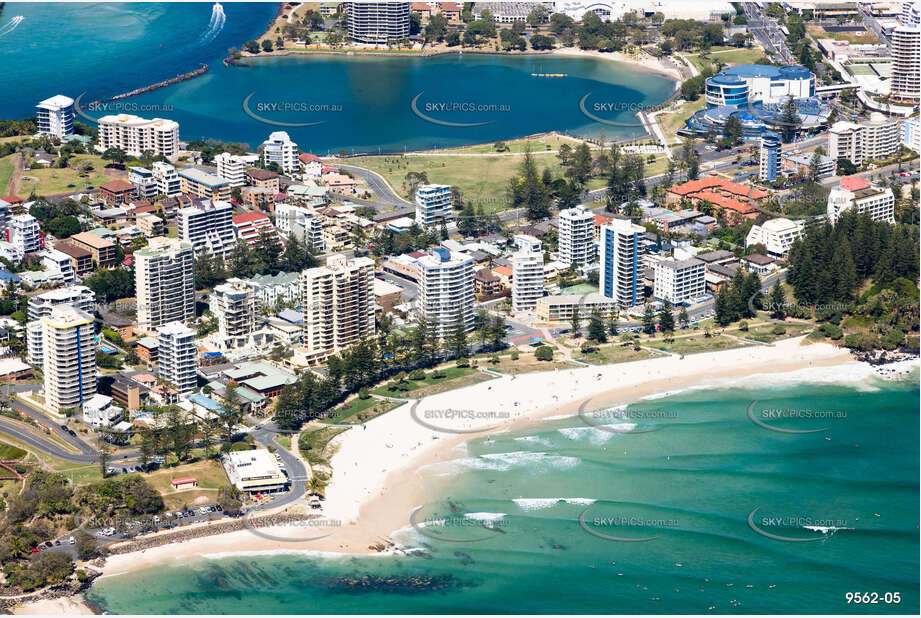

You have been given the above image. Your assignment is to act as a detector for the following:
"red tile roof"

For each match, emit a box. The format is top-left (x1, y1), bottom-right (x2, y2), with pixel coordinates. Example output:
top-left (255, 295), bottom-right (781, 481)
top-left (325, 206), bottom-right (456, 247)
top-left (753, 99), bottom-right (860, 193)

top-left (298, 153), bottom-right (323, 164)
top-left (100, 179), bottom-right (136, 192)
top-left (668, 175), bottom-right (767, 201)
top-left (232, 211), bottom-right (271, 224)
top-left (693, 191), bottom-right (757, 214)
top-left (840, 175), bottom-right (869, 191)
top-left (1, 196), bottom-right (23, 204)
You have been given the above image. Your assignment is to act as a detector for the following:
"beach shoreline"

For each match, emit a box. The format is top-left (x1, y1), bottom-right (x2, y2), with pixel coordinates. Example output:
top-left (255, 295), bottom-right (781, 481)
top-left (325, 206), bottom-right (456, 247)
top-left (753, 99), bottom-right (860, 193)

top-left (96, 341), bottom-right (855, 565)
top-left (16, 338), bottom-right (895, 615)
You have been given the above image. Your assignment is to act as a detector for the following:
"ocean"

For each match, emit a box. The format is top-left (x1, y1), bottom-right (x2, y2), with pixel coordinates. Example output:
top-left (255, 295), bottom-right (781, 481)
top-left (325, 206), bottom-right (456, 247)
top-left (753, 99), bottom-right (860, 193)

top-left (85, 366), bottom-right (919, 614)
top-left (0, 3), bottom-right (674, 152)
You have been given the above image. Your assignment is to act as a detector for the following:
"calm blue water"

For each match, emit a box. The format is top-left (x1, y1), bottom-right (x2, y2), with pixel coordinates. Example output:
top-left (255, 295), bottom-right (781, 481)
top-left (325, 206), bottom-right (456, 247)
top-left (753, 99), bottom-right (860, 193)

top-left (86, 369), bottom-right (920, 614)
top-left (0, 3), bottom-right (674, 152)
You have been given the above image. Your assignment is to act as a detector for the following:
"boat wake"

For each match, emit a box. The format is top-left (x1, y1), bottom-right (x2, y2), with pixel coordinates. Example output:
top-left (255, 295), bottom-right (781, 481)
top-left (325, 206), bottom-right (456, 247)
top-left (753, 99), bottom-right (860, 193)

top-left (0, 15), bottom-right (24, 38)
top-left (198, 2), bottom-right (225, 44)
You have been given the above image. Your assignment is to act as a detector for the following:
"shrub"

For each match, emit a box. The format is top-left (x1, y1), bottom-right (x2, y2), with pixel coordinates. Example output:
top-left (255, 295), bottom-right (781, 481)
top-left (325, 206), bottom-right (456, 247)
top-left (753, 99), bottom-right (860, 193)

top-left (535, 346), bottom-right (553, 361)
top-left (771, 324), bottom-right (786, 335)
top-left (409, 369), bottom-right (426, 381)
top-left (738, 320), bottom-right (748, 331)
top-left (358, 387), bottom-right (370, 400)
top-left (510, 349), bottom-right (519, 360)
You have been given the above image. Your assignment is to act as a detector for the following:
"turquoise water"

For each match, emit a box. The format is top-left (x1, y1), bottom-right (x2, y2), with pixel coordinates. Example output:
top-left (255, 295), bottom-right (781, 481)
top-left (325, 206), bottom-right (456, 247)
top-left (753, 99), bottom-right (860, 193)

top-left (0, 3), bottom-right (673, 151)
top-left (86, 370), bottom-right (920, 614)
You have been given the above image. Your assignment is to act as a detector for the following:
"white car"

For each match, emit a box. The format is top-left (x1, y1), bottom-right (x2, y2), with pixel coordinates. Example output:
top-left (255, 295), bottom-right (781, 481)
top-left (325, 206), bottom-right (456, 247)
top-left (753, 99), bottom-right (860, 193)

top-left (198, 507), bottom-right (210, 515)
top-left (68, 536), bottom-right (75, 545)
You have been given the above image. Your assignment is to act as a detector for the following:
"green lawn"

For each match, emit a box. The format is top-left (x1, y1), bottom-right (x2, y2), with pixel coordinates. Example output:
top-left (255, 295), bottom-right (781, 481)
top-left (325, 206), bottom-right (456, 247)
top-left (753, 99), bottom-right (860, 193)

top-left (342, 152), bottom-right (566, 211)
top-left (647, 334), bottom-right (751, 355)
top-left (0, 441), bottom-right (27, 460)
top-left (577, 344), bottom-right (658, 365)
top-left (846, 64), bottom-right (875, 76)
top-left (321, 396), bottom-right (400, 424)
top-left (0, 154), bottom-right (16, 194)
top-left (744, 322), bottom-right (812, 343)
top-left (686, 46), bottom-right (765, 72)
top-left (298, 426), bottom-right (349, 467)
top-left (19, 154), bottom-right (120, 196)
top-left (372, 366), bottom-right (494, 398)
top-left (657, 98), bottom-right (706, 144)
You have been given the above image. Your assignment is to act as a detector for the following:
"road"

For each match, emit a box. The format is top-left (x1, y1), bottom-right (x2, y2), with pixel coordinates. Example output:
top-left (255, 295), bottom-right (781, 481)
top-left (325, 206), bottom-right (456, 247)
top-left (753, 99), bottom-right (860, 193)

top-left (250, 420), bottom-right (310, 512)
top-left (0, 417), bottom-right (97, 464)
top-left (742, 2), bottom-right (794, 64)
top-left (336, 163), bottom-right (414, 209)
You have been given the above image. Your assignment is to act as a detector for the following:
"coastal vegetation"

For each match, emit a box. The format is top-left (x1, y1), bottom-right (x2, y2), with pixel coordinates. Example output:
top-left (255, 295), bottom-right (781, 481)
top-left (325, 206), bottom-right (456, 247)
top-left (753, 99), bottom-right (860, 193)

top-left (273, 311), bottom-right (508, 431)
top-left (785, 210), bottom-right (919, 352)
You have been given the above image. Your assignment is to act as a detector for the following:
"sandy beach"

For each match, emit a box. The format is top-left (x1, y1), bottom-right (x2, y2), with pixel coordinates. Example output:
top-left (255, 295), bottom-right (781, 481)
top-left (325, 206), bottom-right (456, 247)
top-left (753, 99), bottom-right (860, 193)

top-left (16, 338), bottom-right (863, 614)
top-left (551, 46), bottom-right (684, 82)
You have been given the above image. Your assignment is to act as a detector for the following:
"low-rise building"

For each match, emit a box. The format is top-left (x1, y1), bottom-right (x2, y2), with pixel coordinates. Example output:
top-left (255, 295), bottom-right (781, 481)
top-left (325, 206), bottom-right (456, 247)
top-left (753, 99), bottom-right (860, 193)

top-left (535, 293), bottom-right (620, 323)
top-left (745, 218), bottom-right (804, 258)
top-left (100, 179), bottom-right (138, 206)
top-left (222, 449), bottom-right (287, 493)
top-left (826, 176), bottom-right (895, 223)
top-left (178, 168), bottom-right (232, 202)
top-left (245, 168), bottom-right (281, 192)
top-left (653, 257), bottom-right (706, 304)
top-left (68, 231), bottom-right (117, 269)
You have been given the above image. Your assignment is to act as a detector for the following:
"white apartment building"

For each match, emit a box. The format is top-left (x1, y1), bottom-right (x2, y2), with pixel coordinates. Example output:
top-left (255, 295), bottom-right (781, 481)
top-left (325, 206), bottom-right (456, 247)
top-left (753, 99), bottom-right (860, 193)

top-left (300, 254), bottom-right (375, 363)
top-left (903, 116), bottom-right (921, 153)
top-left (9, 214), bottom-right (41, 254)
top-left (215, 152), bottom-right (248, 187)
top-left (38, 248), bottom-right (75, 284)
top-left (232, 273), bottom-right (301, 309)
top-left (152, 162), bottom-right (182, 196)
top-left (82, 394), bottom-right (123, 430)
top-left (135, 237), bottom-right (196, 332)
top-left (512, 251), bottom-right (545, 312)
top-left (653, 258), bottom-right (706, 305)
top-left (157, 321), bottom-right (197, 395)
top-left (416, 248), bottom-right (475, 339)
top-left (35, 95), bottom-right (74, 138)
top-left (128, 166), bottom-right (159, 199)
top-left (275, 203), bottom-right (326, 252)
top-left (826, 179), bottom-right (895, 224)
top-left (26, 285), bottom-right (95, 321)
top-left (209, 281), bottom-right (255, 348)
top-left (177, 199), bottom-right (236, 258)
top-left (514, 233), bottom-right (543, 255)
top-left (828, 113), bottom-right (903, 165)
top-left (262, 131), bottom-right (299, 174)
top-left (600, 218), bottom-right (645, 308)
top-left (414, 184), bottom-right (453, 226)
top-left (40, 306), bottom-right (96, 413)
top-left (890, 25), bottom-right (920, 101)
top-left (903, 1), bottom-right (921, 26)
top-left (96, 114), bottom-right (180, 158)
top-left (558, 205), bottom-right (596, 267)
top-left (746, 218), bottom-right (804, 258)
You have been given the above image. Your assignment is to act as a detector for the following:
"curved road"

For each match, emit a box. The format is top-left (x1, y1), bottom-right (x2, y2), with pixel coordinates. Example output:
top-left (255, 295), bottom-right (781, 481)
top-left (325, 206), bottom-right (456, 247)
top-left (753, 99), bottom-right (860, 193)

top-left (336, 163), bottom-right (414, 209)
top-left (0, 417), bottom-right (97, 464)
top-left (250, 421), bottom-right (310, 511)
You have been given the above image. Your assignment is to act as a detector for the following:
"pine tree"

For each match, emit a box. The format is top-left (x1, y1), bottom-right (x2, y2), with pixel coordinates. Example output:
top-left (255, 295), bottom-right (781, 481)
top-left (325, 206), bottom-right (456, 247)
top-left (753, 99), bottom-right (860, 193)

top-left (678, 306), bottom-right (689, 329)
top-left (607, 309), bottom-right (619, 335)
top-left (769, 282), bottom-right (786, 319)
top-left (658, 300), bottom-right (675, 332)
top-left (570, 304), bottom-right (582, 337)
top-left (449, 309), bottom-right (469, 359)
top-left (714, 287), bottom-right (731, 326)
top-left (587, 308), bottom-right (607, 342)
top-left (642, 305), bottom-right (656, 334)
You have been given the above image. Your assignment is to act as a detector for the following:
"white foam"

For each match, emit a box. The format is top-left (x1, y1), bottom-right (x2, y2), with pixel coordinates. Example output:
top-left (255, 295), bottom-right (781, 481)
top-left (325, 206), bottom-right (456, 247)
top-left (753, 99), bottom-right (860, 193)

top-left (514, 435), bottom-right (554, 447)
top-left (450, 450), bottom-right (580, 472)
top-left (464, 512), bottom-right (507, 522)
top-left (512, 498), bottom-right (596, 511)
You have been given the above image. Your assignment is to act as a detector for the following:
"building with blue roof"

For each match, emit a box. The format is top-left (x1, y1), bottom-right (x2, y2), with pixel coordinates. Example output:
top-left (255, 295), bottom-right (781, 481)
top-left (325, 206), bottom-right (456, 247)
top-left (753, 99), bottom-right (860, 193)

top-left (684, 66), bottom-right (830, 141)
top-left (706, 65), bottom-right (815, 108)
